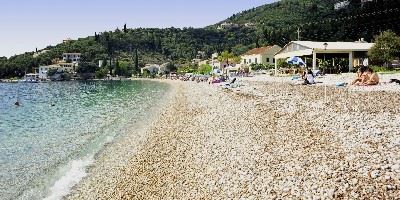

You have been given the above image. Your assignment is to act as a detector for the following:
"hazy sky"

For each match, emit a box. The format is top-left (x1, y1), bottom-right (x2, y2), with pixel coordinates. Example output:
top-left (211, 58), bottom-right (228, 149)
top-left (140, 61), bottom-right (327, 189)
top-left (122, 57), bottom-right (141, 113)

top-left (0, 0), bottom-right (278, 58)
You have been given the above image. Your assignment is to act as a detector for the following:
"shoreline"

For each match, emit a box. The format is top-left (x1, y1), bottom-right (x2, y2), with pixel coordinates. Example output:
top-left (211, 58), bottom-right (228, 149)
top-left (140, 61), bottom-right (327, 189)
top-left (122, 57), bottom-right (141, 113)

top-left (66, 80), bottom-right (399, 199)
top-left (64, 79), bottom-right (176, 199)
top-left (24, 79), bottom-right (173, 200)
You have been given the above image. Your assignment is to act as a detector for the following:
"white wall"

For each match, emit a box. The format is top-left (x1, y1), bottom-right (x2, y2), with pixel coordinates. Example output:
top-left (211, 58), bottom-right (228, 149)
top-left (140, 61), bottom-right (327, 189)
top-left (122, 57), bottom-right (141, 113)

top-left (241, 54), bottom-right (275, 65)
top-left (39, 65), bottom-right (63, 79)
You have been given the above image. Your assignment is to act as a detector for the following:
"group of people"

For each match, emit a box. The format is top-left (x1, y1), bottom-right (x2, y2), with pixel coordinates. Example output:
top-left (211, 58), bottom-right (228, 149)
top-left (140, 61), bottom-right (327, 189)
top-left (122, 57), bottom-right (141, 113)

top-left (351, 66), bottom-right (380, 86)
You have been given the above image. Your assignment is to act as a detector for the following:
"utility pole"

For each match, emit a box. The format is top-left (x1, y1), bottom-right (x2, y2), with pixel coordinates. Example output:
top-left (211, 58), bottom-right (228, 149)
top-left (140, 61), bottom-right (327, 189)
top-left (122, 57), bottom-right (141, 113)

top-left (297, 28), bottom-right (301, 41)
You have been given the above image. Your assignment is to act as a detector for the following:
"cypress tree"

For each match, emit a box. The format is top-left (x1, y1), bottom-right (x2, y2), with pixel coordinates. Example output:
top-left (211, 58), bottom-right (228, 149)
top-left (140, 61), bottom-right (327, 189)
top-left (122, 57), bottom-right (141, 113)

top-left (134, 49), bottom-right (139, 74)
top-left (123, 24), bottom-right (127, 33)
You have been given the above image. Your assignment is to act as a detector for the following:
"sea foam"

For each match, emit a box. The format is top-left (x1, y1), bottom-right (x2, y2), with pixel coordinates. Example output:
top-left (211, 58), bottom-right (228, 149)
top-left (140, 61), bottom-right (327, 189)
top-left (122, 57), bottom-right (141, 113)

top-left (43, 156), bottom-right (94, 200)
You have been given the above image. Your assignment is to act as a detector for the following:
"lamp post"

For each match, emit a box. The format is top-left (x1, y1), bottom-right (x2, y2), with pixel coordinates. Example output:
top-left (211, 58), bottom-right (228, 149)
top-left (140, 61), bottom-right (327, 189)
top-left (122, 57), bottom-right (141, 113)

top-left (323, 43), bottom-right (328, 73)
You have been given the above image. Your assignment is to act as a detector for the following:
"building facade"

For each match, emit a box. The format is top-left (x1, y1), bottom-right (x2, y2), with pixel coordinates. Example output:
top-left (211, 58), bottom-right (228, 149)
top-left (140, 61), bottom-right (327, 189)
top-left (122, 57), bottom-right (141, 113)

top-left (274, 41), bottom-right (375, 74)
top-left (38, 65), bottom-right (64, 79)
top-left (241, 45), bottom-right (281, 66)
top-left (62, 53), bottom-right (81, 62)
top-left (141, 64), bottom-right (160, 74)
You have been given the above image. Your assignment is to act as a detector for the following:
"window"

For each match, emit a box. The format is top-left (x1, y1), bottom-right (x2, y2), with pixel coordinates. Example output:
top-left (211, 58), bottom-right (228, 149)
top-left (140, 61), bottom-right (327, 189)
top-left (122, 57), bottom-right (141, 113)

top-left (255, 58), bottom-right (258, 64)
top-left (273, 58), bottom-right (275, 63)
top-left (249, 59), bottom-right (251, 63)
top-left (267, 58), bottom-right (270, 62)
top-left (243, 59), bottom-right (246, 64)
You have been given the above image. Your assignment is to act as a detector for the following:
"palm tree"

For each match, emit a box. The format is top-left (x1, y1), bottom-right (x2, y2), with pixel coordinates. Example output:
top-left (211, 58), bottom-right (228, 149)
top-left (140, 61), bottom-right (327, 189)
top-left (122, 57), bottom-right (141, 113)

top-left (217, 51), bottom-right (240, 68)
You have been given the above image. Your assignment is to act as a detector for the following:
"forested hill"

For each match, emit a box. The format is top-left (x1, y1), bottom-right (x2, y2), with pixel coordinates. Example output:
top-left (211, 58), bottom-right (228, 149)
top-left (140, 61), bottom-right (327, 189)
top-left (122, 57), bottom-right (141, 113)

top-left (1, 0), bottom-right (400, 78)
top-left (217, 0), bottom-right (400, 45)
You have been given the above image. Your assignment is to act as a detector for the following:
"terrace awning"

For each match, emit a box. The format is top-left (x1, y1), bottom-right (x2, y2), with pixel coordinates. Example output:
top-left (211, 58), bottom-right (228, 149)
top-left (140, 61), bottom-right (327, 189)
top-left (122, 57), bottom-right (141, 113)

top-left (274, 49), bottom-right (313, 59)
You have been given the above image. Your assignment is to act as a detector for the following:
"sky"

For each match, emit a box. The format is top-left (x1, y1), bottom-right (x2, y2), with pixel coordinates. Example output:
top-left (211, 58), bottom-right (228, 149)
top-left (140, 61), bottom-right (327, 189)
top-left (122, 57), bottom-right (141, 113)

top-left (0, 0), bottom-right (278, 58)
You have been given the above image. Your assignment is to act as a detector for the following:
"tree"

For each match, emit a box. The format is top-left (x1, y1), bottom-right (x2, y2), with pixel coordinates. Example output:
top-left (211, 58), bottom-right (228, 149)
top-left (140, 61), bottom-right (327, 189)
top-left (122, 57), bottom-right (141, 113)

top-left (76, 62), bottom-right (97, 74)
top-left (47, 68), bottom-right (58, 77)
top-left (177, 64), bottom-right (196, 74)
top-left (277, 59), bottom-right (288, 69)
top-left (115, 60), bottom-right (130, 76)
top-left (369, 30), bottom-right (400, 67)
top-left (217, 51), bottom-right (239, 67)
top-left (123, 24), bottom-right (128, 33)
top-left (95, 68), bottom-right (108, 79)
top-left (165, 62), bottom-right (177, 73)
top-left (197, 64), bottom-right (212, 74)
top-left (95, 32), bottom-right (99, 41)
top-left (134, 49), bottom-right (139, 74)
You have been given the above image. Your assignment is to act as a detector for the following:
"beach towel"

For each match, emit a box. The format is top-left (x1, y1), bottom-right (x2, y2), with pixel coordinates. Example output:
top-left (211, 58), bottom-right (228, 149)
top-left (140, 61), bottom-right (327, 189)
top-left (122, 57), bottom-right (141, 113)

top-left (335, 82), bottom-right (347, 87)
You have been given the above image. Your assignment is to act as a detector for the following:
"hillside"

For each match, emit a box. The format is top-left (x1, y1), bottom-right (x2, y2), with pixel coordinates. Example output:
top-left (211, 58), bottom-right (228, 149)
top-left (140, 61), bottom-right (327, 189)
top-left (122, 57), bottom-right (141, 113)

top-left (1, 0), bottom-right (400, 78)
top-left (218, 0), bottom-right (400, 45)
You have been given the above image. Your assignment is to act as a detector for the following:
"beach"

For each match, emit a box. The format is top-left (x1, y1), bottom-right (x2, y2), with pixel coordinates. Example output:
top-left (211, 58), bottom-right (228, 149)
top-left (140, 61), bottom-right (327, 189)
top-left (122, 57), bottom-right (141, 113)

top-left (67, 76), bottom-right (400, 199)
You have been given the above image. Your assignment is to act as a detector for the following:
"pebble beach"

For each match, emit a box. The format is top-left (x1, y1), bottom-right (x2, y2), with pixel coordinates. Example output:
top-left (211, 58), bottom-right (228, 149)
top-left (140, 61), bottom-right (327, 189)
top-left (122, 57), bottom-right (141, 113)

top-left (67, 76), bottom-right (400, 199)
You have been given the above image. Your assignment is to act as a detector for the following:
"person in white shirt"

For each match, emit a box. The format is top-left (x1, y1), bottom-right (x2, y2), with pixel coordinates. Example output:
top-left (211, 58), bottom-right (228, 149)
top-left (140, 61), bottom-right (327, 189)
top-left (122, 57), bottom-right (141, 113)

top-left (302, 69), bottom-right (315, 85)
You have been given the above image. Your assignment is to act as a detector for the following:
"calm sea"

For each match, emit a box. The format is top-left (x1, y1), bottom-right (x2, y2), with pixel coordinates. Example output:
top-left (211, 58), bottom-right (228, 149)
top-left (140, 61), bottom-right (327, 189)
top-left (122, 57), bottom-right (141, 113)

top-left (0, 80), bottom-right (169, 200)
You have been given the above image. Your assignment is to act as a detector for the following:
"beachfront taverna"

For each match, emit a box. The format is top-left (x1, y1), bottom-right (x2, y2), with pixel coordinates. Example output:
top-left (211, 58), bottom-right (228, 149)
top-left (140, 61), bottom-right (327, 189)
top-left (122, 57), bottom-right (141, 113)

top-left (274, 40), bottom-right (375, 73)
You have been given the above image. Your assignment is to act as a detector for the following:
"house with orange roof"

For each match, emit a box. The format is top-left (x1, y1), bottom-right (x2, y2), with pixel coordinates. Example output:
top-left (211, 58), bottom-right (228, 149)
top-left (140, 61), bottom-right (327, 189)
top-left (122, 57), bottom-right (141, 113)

top-left (241, 45), bottom-right (281, 66)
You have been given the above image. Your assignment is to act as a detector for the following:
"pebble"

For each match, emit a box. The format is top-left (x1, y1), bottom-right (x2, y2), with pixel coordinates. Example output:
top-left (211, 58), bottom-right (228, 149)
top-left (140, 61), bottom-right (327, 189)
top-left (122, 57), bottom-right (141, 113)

top-left (350, 178), bottom-right (358, 186)
top-left (370, 171), bottom-right (380, 179)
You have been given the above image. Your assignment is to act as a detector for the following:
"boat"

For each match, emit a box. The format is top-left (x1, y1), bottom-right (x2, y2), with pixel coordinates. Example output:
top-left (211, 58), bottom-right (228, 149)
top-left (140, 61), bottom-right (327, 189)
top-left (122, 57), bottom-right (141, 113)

top-left (19, 73), bottom-right (39, 83)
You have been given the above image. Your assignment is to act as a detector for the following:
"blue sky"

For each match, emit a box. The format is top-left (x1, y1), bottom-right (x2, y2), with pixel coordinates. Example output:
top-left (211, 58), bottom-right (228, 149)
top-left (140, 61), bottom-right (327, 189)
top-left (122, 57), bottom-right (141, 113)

top-left (0, 0), bottom-right (278, 58)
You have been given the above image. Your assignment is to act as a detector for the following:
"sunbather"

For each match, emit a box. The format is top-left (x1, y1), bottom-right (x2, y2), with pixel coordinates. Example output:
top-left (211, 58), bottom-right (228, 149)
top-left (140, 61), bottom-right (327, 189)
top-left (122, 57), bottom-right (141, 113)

top-left (352, 65), bottom-right (368, 85)
top-left (363, 68), bottom-right (379, 85)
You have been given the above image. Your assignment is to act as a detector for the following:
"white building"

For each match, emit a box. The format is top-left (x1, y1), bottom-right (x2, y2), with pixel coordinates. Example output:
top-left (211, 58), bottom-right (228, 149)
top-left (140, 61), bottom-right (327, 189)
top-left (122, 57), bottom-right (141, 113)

top-left (274, 41), bottom-right (375, 74)
top-left (217, 22), bottom-right (239, 29)
top-left (141, 64), bottom-right (160, 74)
top-left (62, 53), bottom-right (81, 62)
top-left (211, 53), bottom-right (220, 69)
top-left (334, 1), bottom-right (350, 10)
top-left (33, 50), bottom-right (50, 58)
top-left (244, 22), bottom-right (255, 28)
top-left (38, 65), bottom-right (64, 79)
top-left (241, 45), bottom-right (281, 66)
top-left (58, 62), bottom-right (77, 73)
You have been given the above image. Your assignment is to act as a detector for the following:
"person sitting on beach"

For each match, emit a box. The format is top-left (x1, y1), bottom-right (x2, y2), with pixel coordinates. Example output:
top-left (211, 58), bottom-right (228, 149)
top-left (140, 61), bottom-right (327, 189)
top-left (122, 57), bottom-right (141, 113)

top-left (302, 69), bottom-right (315, 85)
top-left (352, 65), bottom-right (368, 85)
top-left (363, 68), bottom-right (379, 85)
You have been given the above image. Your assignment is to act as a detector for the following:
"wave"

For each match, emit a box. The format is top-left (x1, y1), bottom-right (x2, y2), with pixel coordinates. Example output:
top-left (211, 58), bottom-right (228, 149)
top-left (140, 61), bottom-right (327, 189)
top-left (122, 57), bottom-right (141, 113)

top-left (43, 156), bottom-right (94, 200)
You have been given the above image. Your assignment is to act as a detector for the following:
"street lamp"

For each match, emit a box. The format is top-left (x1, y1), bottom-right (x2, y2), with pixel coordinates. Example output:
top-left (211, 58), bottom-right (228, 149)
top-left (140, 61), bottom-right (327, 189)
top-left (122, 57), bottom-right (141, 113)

top-left (323, 43), bottom-right (328, 73)
top-left (323, 42), bottom-right (328, 50)
top-left (323, 43), bottom-right (328, 61)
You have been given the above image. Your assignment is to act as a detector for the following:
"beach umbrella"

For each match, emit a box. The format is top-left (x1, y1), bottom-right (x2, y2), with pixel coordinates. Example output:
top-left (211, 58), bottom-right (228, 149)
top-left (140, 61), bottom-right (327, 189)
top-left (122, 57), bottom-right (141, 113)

top-left (286, 56), bottom-right (305, 65)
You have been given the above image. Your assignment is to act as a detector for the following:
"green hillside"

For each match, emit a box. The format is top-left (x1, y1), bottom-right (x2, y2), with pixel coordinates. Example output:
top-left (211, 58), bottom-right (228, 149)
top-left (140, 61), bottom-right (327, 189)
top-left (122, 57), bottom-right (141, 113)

top-left (219, 0), bottom-right (400, 45)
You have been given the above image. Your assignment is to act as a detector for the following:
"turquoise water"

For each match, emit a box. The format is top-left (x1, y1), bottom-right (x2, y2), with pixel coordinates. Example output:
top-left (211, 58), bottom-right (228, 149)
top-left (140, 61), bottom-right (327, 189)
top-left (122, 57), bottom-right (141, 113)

top-left (0, 80), bottom-right (169, 200)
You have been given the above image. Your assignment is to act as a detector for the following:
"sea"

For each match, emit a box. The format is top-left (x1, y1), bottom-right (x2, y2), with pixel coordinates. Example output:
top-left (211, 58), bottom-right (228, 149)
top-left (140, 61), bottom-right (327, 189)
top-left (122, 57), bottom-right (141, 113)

top-left (0, 80), bottom-right (169, 200)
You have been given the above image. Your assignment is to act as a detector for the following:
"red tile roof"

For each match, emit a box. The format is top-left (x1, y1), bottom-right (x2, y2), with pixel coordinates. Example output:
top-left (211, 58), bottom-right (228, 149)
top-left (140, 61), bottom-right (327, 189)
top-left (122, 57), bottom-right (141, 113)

top-left (243, 46), bottom-right (274, 55)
